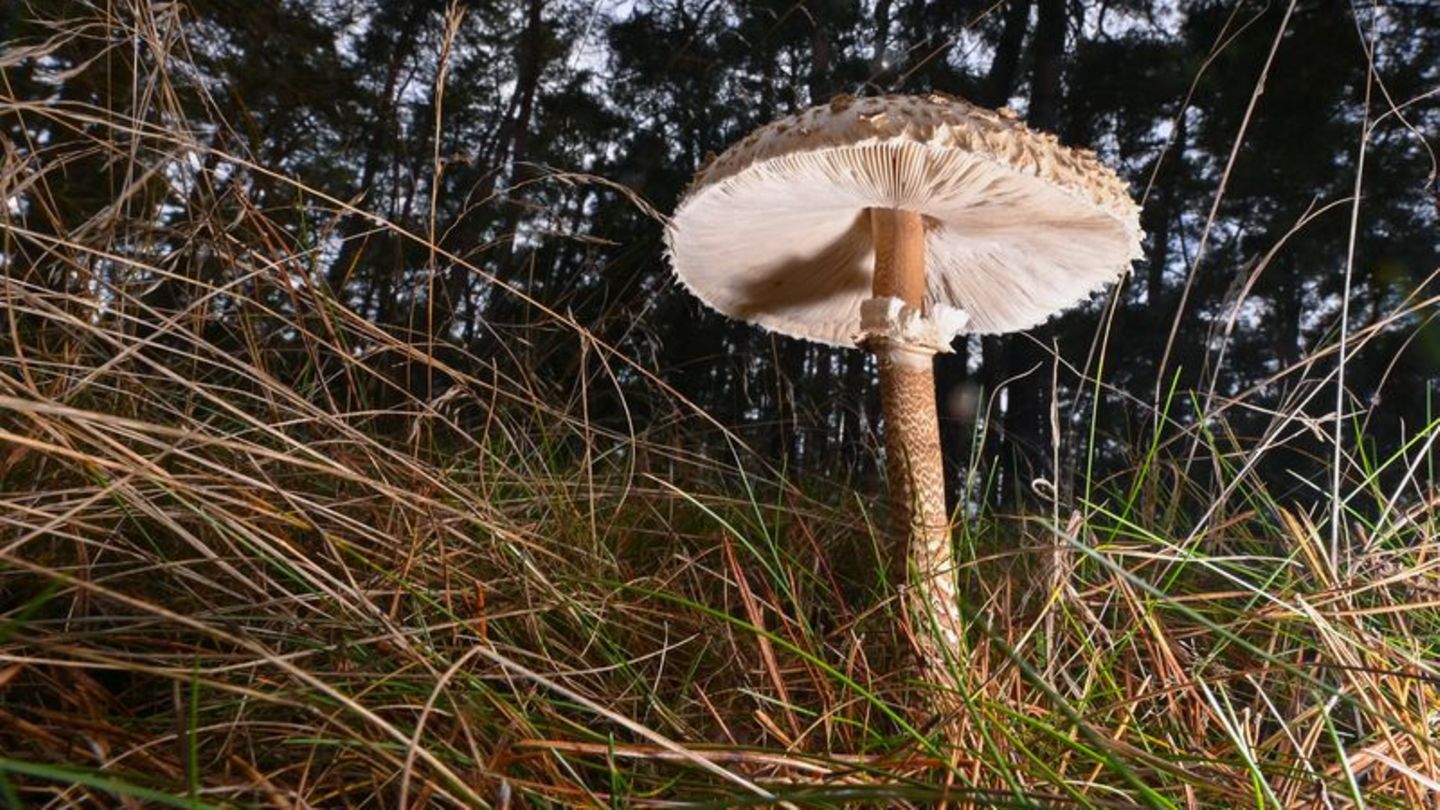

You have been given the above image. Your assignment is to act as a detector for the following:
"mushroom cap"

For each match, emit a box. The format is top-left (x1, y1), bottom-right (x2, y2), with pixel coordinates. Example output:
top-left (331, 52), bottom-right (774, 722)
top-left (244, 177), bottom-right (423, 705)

top-left (665, 94), bottom-right (1144, 346)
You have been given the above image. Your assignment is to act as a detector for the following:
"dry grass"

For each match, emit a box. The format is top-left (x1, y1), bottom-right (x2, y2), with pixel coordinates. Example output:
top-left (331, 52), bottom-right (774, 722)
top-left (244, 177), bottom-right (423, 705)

top-left (2, 2), bottom-right (1439, 808)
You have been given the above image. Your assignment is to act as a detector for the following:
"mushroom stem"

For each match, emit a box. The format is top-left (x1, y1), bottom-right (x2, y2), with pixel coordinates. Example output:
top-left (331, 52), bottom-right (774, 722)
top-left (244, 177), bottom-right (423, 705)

top-left (869, 207), bottom-right (963, 716)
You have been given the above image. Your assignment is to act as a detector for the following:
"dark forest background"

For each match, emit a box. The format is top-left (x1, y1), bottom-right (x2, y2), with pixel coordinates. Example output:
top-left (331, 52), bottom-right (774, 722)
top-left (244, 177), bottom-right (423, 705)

top-left (6, 0), bottom-right (1438, 507)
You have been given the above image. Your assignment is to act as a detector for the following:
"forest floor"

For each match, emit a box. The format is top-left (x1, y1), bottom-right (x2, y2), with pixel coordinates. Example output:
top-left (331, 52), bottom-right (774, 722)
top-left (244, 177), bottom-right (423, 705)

top-left (3, 266), bottom-right (1438, 808)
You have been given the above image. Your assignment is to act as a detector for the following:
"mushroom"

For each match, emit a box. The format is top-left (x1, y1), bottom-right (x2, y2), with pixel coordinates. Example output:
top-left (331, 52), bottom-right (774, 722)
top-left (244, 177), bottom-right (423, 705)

top-left (665, 94), bottom-right (1142, 725)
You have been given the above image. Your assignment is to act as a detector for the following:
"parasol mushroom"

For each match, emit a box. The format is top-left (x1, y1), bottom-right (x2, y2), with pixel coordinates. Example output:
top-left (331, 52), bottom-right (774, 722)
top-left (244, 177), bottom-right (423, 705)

top-left (664, 93), bottom-right (1142, 726)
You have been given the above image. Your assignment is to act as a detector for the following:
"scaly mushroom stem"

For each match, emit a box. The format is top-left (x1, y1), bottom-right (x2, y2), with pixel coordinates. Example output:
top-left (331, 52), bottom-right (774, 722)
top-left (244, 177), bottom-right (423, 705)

top-left (868, 207), bottom-right (964, 723)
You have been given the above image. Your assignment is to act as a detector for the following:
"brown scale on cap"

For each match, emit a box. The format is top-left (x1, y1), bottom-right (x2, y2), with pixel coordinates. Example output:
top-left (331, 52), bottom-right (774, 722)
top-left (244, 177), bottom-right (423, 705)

top-left (684, 94), bottom-right (1137, 223)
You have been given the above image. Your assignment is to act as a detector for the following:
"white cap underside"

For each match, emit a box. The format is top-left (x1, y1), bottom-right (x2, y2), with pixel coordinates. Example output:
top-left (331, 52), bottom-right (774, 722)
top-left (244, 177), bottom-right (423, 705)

top-left (667, 139), bottom-right (1141, 346)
